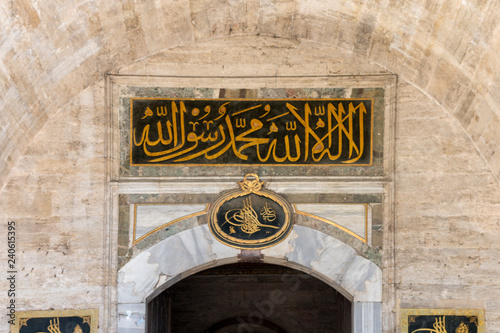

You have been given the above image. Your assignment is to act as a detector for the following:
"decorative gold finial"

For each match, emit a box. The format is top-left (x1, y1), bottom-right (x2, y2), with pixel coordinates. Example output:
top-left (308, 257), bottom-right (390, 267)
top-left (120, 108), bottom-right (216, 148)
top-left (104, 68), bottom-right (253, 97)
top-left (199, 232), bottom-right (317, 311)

top-left (238, 174), bottom-right (264, 192)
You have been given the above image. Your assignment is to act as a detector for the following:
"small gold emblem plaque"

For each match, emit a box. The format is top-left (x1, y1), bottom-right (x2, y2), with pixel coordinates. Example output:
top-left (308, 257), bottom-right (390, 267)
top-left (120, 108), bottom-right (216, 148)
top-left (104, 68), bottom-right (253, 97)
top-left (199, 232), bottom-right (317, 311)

top-left (401, 308), bottom-right (485, 333)
top-left (12, 309), bottom-right (98, 333)
top-left (209, 174), bottom-right (294, 249)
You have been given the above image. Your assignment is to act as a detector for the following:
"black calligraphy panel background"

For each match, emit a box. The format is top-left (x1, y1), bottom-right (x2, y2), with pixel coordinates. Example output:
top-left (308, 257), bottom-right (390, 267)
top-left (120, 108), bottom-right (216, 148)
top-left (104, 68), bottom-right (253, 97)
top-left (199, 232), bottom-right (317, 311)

top-left (408, 315), bottom-right (477, 333)
top-left (215, 193), bottom-right (285, 241)
top-left (130, 99), bottom-right (372, 166)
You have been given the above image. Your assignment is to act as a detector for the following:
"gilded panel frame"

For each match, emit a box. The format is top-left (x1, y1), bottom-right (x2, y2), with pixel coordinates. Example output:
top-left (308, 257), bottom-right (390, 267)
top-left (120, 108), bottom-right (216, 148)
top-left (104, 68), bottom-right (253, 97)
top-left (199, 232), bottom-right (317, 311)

top-left (401, 308), bottom-right (485, 333)
top-left (106, 75), bottom-right (398, 180)
top-left (11, 309), bottom-right (98, 333)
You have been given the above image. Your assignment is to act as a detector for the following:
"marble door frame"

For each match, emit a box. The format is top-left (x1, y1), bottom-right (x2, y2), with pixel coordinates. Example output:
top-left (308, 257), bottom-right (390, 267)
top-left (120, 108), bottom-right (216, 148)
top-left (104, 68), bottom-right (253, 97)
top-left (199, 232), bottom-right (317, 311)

top-left (115, 225), bottom-right (382, 333)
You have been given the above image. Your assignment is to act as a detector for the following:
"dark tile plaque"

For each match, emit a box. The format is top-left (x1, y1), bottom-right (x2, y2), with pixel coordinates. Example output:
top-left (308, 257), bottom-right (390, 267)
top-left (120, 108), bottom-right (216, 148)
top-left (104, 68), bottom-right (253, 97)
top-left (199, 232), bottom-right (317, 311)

top-left (114, 81), bottom-right (396, 178)
top-left (130, 98), bottom-right (373, 166)
top-left (401, 309), bottom-right (485, 333)
top-left (12, 309), bottom-right (98, 333)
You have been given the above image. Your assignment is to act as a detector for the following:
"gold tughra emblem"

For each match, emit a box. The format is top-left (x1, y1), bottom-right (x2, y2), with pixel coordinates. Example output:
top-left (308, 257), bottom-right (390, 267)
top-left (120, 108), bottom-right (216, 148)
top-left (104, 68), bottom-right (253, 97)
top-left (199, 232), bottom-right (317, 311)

top-left (223, 197), bottom-right (278, 236)
top-left (209, 174), bottom-right (293, 249)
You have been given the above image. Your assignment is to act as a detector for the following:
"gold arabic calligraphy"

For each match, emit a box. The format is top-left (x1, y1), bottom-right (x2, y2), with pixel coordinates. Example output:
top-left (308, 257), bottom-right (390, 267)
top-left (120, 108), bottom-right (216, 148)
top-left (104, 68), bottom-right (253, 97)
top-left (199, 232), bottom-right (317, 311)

top-left (411, 317), bottom-right (470, 333)
top-left (222, 198), bottom-right (278, 235)
top-left (32, 317), bottom-right (83, 333)
top-left (131, 99), bottom-right (371, 165)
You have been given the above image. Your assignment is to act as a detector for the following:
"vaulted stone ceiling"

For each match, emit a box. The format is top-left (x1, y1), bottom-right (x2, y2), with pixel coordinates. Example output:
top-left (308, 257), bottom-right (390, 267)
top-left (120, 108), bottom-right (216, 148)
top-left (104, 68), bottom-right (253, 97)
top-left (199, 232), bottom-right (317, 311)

top-left (1, 0), bottom-right (499, 189)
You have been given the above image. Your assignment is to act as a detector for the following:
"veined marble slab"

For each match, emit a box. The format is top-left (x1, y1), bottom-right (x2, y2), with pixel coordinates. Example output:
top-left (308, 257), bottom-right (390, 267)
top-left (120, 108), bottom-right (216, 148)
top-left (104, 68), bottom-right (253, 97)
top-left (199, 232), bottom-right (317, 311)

top-left (294, 203), bottom-right (369, 242)
top-left (133, 204), bottom-right (209, 243)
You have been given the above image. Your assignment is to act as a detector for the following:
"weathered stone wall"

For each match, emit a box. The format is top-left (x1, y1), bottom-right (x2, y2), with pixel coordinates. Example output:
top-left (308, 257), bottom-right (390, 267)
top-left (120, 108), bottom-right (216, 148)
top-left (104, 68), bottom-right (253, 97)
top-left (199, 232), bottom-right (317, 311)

top-left (0, 36), bottom-right (499, 333)
top-left (396, 82), bottom-right (500, 329)
top-left (0, 83), bottom-right (107, 331)
top-left (1, 0), bottom-right (500, 191)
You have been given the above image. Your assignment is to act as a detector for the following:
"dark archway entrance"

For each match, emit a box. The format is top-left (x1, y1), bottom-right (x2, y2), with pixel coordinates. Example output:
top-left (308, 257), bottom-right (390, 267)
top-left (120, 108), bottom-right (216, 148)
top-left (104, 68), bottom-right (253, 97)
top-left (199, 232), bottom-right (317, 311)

top-left (147, 262), bottom-right (352, 333)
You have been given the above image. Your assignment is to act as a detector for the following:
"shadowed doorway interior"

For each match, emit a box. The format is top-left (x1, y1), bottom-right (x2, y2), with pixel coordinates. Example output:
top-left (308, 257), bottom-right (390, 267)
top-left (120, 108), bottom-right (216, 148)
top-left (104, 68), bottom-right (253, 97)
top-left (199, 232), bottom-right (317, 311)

top-left (147, 262), bottom-right (352, 333)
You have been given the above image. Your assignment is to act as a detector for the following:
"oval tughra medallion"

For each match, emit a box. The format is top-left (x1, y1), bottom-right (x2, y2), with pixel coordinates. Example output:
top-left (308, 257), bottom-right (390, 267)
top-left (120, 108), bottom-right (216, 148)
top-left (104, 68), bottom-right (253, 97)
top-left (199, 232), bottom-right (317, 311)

top-left (209, 174), bottom-right (294, 249)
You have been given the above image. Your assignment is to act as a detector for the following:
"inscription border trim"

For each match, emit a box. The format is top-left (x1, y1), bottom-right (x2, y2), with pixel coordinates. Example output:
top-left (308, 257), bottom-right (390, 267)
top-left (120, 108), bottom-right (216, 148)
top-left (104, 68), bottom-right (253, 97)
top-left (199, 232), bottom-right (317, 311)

top-left (401, 308), bottom-right (485, 333)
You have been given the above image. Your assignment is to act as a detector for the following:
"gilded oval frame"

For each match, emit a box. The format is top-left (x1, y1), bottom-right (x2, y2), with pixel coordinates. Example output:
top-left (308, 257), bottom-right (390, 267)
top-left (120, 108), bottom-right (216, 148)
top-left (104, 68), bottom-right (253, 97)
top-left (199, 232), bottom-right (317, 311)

top-left (209, 174), bottom-right (294, 249)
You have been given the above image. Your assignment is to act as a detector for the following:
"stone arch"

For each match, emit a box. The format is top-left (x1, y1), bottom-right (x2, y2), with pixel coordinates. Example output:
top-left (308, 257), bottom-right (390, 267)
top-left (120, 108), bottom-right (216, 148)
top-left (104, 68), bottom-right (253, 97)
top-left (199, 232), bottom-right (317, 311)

top-left (117, 224), bottom-right (382, 332)
top-left (2, 1), bottom-right (500, 189)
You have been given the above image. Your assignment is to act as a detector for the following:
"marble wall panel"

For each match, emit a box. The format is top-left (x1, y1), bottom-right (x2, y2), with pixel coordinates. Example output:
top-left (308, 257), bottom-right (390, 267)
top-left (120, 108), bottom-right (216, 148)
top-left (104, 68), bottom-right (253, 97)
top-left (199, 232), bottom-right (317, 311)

top-left (133, 204), bottom-right (208, 242)
top-left (294, 203), bottom-right (369, 242)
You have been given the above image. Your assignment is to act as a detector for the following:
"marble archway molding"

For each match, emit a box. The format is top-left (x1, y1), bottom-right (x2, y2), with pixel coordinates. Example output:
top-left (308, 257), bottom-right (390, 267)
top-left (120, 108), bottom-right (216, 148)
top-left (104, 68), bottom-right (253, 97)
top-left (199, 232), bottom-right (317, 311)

top-left (116, 224), bottom-right (382, 333)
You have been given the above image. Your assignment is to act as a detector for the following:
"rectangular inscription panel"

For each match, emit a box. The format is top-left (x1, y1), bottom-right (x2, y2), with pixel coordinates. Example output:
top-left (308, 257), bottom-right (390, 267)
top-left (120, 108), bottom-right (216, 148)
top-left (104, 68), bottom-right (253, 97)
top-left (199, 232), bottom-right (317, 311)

top-left (130, 98), bottom-right (373, 166)
top-left (12, 309), bottom-right (98, 333)
top-left (401, 309), bottom-right (485, 333)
